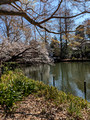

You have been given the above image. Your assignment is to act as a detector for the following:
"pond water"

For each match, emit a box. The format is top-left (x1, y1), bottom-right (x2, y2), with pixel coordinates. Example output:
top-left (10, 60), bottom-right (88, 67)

top-left (22, 62), bottom-right (90, 101)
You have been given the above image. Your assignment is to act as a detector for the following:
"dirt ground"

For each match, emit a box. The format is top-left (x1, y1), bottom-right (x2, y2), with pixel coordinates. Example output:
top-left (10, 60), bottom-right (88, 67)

top-left (0, 95), bottom-right (90, 120)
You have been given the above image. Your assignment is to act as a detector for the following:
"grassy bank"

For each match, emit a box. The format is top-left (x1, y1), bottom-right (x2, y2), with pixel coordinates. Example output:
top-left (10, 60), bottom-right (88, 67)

top-left (0, 69), bottom-right (90, 119)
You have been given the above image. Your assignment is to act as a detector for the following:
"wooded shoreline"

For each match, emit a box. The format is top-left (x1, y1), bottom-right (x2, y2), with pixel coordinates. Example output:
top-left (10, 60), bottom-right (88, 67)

top-left (53, 58), bottom-right (90, 62)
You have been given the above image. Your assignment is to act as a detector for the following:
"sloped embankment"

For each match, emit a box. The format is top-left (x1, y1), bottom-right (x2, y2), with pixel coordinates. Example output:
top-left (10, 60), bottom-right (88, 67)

top-left (0, 70), bottom-right (90, 120)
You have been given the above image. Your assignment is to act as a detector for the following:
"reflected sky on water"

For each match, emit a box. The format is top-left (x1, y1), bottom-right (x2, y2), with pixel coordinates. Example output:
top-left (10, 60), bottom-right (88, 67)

top-left (22, 62), bottom-right (90, 101)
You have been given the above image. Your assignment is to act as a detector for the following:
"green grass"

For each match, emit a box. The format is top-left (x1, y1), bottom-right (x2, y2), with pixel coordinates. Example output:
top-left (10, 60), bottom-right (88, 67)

top-left (0, 69), bottom-right (90, 118)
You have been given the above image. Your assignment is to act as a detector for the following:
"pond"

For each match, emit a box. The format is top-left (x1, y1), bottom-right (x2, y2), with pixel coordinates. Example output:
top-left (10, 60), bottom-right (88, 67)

top-left (22, 62), bottom-right (90, 102)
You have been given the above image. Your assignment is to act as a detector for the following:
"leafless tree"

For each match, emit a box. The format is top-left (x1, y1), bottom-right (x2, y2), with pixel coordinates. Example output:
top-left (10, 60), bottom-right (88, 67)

top-left (0, 0), bottom-right (89, 34)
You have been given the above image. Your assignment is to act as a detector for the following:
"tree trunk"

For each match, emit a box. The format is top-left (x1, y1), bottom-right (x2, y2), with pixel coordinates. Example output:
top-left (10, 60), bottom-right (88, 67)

top-left (0, 61), bottom-right (2, 78)
top-left (59, 18), bottom-right (63, 58)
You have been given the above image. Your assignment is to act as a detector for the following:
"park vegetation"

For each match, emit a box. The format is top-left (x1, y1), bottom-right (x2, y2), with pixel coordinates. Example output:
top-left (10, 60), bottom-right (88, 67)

top-left (0, 68), bottom-right (90, 119)
top-left (0, 0), bottom-right (90, 119)
top-left (0, 0), bottom-right (90, 64)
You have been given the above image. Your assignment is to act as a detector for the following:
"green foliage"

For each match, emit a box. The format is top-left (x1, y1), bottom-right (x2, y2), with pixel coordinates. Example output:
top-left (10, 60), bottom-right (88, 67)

top-left (0, 69), bottom-right (89, 116)
top-left (44, 86), bottom-right (59, 100)
top-left (67, 94), bottom-right (88, 109)
top-left (0, 83), bottom-right (22, 112)
top-left (0, 69), bottom-right (36, 112)
top-left (72, 57), bottom-right (76, 60)
top-left (1, 62), bottom-right (19, 75)
top-left (67, 94), bottom-right (88, 118)
top-left (68, 101), bottom-right (81, 117)
top-left (50, 37), bottom-right (60, 57)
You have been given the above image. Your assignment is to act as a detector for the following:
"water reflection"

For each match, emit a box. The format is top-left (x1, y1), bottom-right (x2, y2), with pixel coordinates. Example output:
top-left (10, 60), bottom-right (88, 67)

top-left (22, 62), bottom-right (90, 101)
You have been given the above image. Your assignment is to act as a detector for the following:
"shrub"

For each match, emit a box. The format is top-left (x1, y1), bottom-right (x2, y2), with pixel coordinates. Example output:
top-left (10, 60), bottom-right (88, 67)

top-left (0, 69), bottom-right (35, 112)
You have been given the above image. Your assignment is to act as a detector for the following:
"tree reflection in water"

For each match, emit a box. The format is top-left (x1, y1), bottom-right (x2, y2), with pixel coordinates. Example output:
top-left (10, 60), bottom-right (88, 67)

top-left (22, 62), bottom-right (90, 101)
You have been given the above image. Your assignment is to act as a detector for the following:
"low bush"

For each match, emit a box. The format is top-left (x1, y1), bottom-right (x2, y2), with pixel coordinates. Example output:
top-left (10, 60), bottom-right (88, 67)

top-left (0, 69), bottom-right (36, 112)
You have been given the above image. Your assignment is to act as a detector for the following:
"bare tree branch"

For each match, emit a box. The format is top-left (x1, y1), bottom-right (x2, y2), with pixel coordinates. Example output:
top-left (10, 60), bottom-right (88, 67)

top-left (52, 11), bottom-right (90, 19)
top-left (0, 0), bottom-right (19, 5)
top-left (0, 0), bottom-right (89, 34)
top-left (38, 0), bottom-right (63, 24)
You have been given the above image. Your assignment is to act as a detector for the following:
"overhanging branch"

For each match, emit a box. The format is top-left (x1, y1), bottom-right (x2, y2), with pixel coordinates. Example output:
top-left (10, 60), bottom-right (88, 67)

top-left (52, 11), bottom-right (90, 19)
top-left (0, 10), bottom-right (24, 16)
top-left (0, 0), bottom-right (90, 34)
top-left (38, 0), bottom-right (63, 24)
top-left (0, 0), bottom-right (19, 5)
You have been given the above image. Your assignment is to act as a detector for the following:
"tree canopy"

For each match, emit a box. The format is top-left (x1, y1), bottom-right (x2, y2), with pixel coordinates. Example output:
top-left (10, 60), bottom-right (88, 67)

top-left (0, 0), bottom-right (90, 63)
top-left (0, 0), bottom-right (90, 34)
